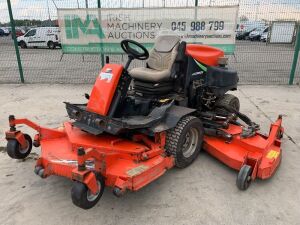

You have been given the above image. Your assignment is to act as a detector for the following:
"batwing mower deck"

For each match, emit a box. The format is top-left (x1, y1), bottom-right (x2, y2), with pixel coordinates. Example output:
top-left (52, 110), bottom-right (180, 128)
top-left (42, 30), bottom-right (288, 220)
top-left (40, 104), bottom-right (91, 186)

top-left (5, 114), bottom-right (283, 204)
top-left (4, 36), bottom-right (284, 209)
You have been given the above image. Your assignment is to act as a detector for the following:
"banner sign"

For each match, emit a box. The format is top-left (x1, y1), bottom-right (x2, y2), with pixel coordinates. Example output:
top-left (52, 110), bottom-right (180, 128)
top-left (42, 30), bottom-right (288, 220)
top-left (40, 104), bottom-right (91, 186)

top-left (58, 6), bottom-right (238, 54)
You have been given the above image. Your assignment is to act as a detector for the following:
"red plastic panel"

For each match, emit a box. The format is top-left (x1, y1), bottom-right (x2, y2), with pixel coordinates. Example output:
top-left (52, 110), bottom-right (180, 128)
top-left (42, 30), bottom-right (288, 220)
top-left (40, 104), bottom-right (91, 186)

top-left (186, 44), bottom-right (224, 66)
top-left (87, 64), bottom-right (123, 116)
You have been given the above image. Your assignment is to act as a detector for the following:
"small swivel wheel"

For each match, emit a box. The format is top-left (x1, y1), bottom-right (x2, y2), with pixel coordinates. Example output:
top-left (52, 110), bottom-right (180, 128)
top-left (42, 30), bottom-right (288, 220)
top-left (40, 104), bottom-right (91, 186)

top-left (236, 165), bottom-right (252, 190)
top-left (6, 134), bottom-right (32, 159)
top-left (71, 173), bottom-right (105, 209)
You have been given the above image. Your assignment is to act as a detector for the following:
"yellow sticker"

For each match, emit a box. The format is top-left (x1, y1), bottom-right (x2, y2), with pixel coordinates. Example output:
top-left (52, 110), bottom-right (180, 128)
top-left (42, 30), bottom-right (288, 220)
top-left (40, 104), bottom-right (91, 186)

top-left (159, 98), bottom-right (170, 103)
top-left (266, 150), bottom-right (280, 159)
top-left (126, 165), bottom-right (149, 177)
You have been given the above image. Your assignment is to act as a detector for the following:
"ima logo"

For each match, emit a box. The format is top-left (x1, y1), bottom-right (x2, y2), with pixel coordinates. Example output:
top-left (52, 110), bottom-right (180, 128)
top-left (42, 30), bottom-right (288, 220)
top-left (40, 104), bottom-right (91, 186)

top-left (64, 14), bottom-right (105, 39)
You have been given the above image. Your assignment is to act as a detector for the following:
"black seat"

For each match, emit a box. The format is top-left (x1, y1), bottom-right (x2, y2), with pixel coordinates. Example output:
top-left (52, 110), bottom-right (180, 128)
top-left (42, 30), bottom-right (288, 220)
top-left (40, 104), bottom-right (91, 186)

top-left (134, 80), bottom-right (174, 96)
top-left (133, 41), bottom-right (188, 96)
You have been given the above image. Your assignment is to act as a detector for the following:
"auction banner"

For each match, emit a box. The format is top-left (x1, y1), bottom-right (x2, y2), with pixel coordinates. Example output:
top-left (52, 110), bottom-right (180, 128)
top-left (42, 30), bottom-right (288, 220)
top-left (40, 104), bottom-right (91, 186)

top-left (58, 6), bottom-right (238, 54)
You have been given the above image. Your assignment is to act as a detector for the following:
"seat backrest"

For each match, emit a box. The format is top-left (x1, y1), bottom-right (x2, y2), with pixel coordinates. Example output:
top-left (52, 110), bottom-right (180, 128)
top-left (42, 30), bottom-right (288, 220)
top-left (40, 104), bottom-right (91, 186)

top-left (147, 35), bottom-right (180, 71)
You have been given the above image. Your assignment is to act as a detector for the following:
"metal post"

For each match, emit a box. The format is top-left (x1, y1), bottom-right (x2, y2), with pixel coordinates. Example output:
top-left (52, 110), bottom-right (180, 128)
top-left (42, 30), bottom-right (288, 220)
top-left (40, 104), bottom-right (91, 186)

top-left (47, 0), bottom-right (51, 26)
top-left (98, 0), bottom-right (105, 67)
top-left (195, 0), bottom-right (198, 6)
top-left (289, 25), bottom-right (300, 85)
top-left (7, 0), bottom-right (24, 83)
top-left (255, 0), bottom-right (261, 21)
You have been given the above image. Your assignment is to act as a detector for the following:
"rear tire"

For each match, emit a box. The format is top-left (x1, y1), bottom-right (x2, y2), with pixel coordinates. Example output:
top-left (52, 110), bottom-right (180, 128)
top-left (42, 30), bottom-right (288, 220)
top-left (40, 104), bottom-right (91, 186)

top-left (48, 41), bottom-right (55, 49)
top-left (71, 173), bottom-right (105, 209)
top-left (165, 116), bottom-right (204, 168)
top-left (6, 134), bottom-right (32, 159)
top-left (215, 94), bottom-right (240, 114)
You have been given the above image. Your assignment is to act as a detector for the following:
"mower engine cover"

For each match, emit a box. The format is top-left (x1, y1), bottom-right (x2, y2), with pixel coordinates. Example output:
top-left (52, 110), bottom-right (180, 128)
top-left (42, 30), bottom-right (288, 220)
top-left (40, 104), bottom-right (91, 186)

top-left (186, 44), bottom-right (224, 66)
top-left (87, 64), bottom-right (123, 116)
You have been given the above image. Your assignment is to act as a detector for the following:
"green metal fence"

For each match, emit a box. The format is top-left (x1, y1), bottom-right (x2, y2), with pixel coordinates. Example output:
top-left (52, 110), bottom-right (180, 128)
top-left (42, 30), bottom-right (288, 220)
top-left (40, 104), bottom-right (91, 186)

top-left (0, 0), bottom-right (299, 84)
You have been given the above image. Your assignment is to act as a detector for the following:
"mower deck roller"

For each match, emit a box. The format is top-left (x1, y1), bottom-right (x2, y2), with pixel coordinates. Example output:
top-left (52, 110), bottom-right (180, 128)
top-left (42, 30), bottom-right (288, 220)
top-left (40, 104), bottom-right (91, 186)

top-left (5, 36), bottom-right (284, 209)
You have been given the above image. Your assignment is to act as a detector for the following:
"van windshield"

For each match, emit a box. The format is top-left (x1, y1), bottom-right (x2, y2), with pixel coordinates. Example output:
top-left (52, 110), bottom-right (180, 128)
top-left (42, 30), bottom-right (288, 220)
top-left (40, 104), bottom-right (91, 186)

top-left (24, 29), bottom-right (36, 37)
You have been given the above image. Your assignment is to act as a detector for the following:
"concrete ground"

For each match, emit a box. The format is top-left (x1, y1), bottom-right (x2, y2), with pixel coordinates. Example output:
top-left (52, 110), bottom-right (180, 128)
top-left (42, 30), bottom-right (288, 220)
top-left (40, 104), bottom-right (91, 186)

top-left (0, 84), bottom-right (299, 225)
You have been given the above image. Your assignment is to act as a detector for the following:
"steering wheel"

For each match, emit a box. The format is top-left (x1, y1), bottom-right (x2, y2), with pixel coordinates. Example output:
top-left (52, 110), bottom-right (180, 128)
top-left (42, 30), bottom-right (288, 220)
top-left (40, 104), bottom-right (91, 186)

top-left (121, 39), bottom-right (149, 60)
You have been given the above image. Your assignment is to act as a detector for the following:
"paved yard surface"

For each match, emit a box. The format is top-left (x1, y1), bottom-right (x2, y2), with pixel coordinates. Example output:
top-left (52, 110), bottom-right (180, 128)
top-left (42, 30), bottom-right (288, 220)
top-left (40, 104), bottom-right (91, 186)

top-left (0, 84), bottom-right (299, 225)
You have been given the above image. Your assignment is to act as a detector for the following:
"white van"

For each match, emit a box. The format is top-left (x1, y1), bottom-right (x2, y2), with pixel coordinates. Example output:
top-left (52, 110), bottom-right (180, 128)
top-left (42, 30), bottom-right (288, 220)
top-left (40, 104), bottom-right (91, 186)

top-left (17, 27), bottom-right (61, 49)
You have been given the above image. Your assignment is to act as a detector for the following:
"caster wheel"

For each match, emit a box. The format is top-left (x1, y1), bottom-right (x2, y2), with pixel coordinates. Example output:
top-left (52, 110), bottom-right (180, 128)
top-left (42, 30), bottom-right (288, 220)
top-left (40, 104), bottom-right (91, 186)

top-left (6, 134), bottom-right (32, 159)
top-left (113, 187), bottom-right (125, 197)
top-left (34, 166), bottom-right (43, 175)
top-left (71, 173), bottom-right (104, 209)
top-left (236, 165), bottom-right (252, 190)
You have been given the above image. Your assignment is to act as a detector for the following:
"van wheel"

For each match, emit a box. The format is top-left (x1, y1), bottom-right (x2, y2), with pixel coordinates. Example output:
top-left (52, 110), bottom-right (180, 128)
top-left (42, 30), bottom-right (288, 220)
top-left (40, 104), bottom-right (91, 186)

top-left (48, 41), bottom-right (55, 49)
top-left (20, 41), bottom-right (27, 49)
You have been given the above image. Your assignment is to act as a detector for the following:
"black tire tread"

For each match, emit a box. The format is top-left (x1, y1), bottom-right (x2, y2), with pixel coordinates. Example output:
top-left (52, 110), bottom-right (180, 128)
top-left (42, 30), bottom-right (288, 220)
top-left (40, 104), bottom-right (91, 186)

top-left (236, 165), bottom-right (252, 190)
top-left (71, 173), bottom-right (104, 209)
top-left (48, 41), bottom-right (55, 49)
top-left (215, 94), bottom-right (240, 116)
top-left (20, 41), bottom-right (27, 49)
top-left (165, 116), bottom-right (203, 168)
top-left (6, 140), bottom-right (18, 159)
top-left (216, 94), bottom-right (240, 111)
top-left (6, 134), bottom-right (32, 159)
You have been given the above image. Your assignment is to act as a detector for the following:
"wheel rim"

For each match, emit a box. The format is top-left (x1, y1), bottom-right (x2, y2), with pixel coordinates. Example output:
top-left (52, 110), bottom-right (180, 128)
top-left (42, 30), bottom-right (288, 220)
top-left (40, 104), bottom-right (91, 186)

top-left (19, 140), bottom-right (30, 154)
top-left (182, 128), bottom-right (199, 158)
top-left (86, 181), bottom-right (101, 202)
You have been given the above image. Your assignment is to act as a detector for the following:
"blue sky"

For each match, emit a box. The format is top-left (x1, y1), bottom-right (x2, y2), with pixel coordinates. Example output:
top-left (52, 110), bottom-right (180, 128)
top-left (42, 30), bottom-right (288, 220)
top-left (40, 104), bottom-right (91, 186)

top-left (0, 0), bottom-right (299, 23)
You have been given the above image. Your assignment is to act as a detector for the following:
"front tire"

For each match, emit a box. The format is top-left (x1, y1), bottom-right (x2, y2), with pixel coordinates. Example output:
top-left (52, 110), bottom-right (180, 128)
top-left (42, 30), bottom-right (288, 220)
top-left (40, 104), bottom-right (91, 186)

top-left (6, 134), bottom-right (32, 159)
top-left (19, 41), bottom-right (27, 49)
top-left (71, 173), bottom-right (105, 209)
top-left (165, 116), bottom-right (204, 168)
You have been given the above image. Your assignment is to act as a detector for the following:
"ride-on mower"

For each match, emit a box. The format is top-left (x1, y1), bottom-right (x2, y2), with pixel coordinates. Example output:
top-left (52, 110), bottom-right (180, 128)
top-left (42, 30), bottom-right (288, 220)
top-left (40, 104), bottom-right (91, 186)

top-left (5, 35), bottom-right (283, 209)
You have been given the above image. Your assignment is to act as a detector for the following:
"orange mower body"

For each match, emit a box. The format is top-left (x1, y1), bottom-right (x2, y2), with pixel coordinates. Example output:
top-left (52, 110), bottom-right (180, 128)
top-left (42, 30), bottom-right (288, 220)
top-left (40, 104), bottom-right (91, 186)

top-left (4, 37), bottom-right (284, 209)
